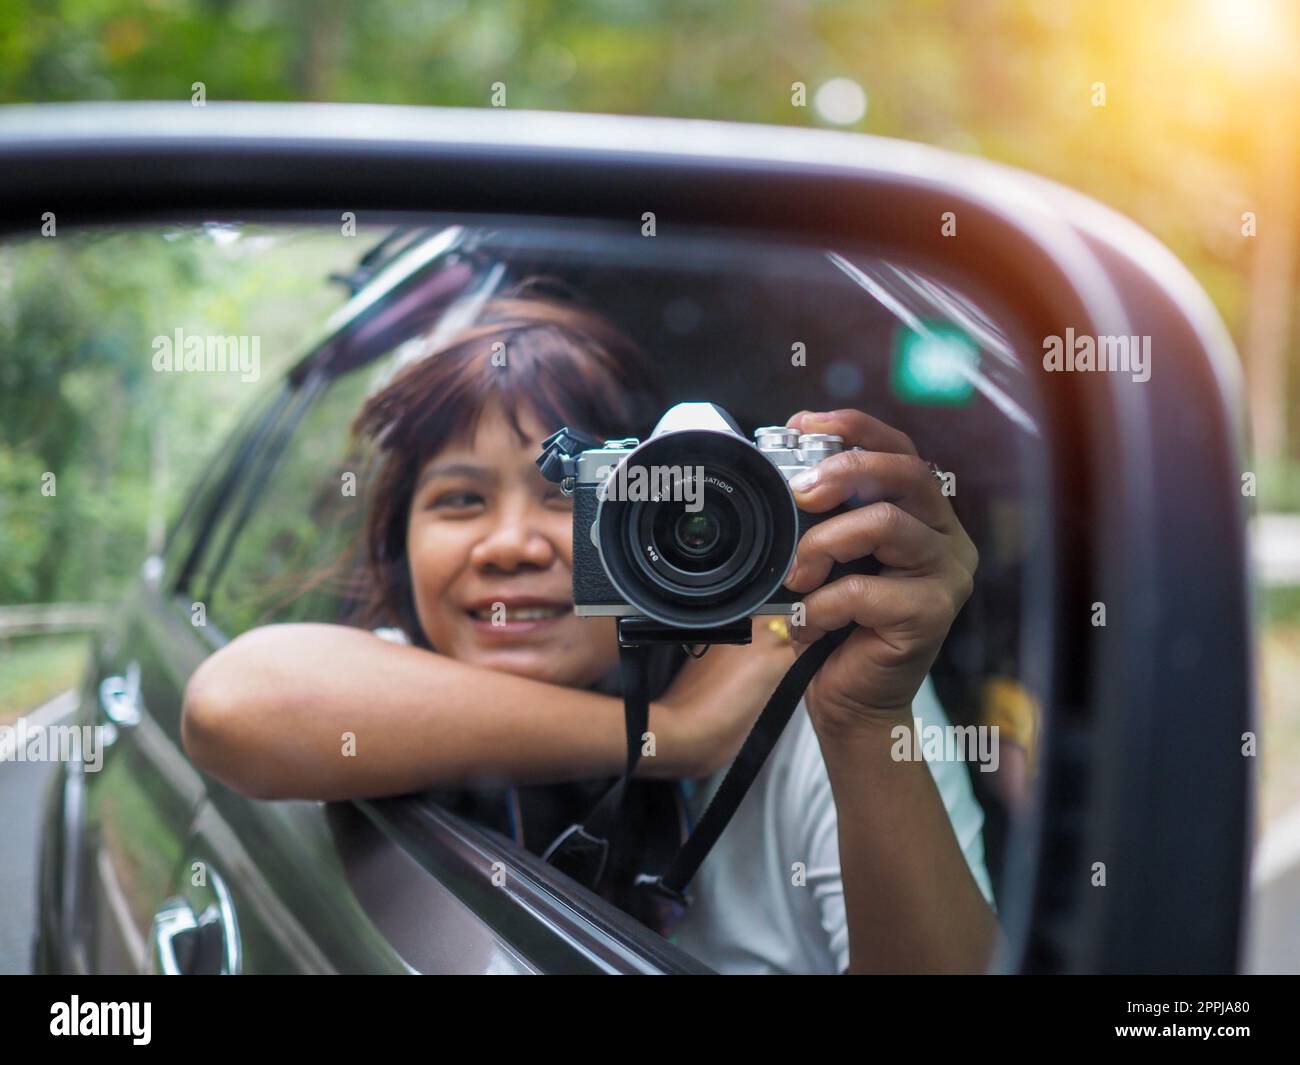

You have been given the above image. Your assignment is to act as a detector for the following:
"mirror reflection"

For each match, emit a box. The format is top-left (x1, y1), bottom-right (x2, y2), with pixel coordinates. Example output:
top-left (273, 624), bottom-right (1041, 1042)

top-left (3, 220), bottom-right (1050, 974)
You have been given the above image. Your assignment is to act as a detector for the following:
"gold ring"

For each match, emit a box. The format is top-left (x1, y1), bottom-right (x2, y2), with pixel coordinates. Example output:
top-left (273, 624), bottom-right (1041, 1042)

top-left (766, 618), bottom-right (791, 642)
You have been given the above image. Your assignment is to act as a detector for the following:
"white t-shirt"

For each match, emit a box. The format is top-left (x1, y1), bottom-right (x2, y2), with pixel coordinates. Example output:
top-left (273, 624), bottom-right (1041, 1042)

top-left (668, 677), bottom-right (995, 974)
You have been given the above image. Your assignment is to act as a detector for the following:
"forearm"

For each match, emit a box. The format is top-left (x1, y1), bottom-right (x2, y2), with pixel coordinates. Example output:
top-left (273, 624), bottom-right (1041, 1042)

top-left (181, 623), bottom-right (696, 800)
top-left (815, 720), bottom-right (998, 974)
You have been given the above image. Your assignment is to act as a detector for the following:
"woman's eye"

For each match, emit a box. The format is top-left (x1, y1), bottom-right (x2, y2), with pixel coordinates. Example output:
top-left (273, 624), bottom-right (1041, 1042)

top-left (428, 490), bottom-right (485, 512)
top-left (544, 489), bottom-right (573, 509)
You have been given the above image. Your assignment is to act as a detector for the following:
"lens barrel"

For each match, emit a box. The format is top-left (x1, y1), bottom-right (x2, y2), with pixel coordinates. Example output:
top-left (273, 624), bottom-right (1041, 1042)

top-left (595, 429), bottom-right (799, 628)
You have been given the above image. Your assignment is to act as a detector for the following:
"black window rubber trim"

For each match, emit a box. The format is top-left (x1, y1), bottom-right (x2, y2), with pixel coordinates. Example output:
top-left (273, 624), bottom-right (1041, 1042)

top-left (354, 795), bottom-right (714, 975)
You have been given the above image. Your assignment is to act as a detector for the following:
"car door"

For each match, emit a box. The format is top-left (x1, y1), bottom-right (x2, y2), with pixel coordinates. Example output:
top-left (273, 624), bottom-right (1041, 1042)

top-left (67, 386), bottom-right (291, 974)
top-left (162, 353), bottom-right (413, 974)
top-left (89, 234), bottom-right (478, 974)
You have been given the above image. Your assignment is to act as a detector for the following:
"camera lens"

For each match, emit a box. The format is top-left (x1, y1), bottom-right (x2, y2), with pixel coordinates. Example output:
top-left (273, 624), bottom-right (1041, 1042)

top-left (594, 428), bottom-right (800, 628)
top-left (674, 509), bottom-right (721, 555)
top-left (633, 472), bottom-right (756, 594)
top-left (656, 496), bottom-right (736, 572)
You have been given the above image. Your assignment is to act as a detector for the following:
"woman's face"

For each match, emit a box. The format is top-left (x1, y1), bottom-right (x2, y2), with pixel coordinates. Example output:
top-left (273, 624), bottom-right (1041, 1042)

top-left (405, 400), bottom-right (620, 687)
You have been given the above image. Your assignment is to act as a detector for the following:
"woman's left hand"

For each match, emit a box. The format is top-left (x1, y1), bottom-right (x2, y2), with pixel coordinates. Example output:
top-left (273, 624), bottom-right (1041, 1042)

top-left (782, 409), bottom-right (978, 735)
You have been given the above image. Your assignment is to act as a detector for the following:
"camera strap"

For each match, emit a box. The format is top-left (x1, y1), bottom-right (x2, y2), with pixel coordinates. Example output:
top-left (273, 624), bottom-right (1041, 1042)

top-left (543, 623), bottom-right (853, 908)
top-left (645, 624), bottom-right (852, 903)
top-left (541, 641), bottom-right (653, 889)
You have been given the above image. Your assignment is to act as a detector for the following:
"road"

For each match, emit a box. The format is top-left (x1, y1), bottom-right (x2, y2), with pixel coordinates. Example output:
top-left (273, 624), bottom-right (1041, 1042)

top-left (0, 743), bottom-right (57, 974)
top-left (0, 690), bottom-right (76, 973)
top-left (1245, 804), bottom-right (1300, 973)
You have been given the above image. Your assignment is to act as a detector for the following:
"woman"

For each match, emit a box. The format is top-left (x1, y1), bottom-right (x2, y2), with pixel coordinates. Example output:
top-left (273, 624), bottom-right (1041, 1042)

top-left (181, 286), bottom-right (996, 973)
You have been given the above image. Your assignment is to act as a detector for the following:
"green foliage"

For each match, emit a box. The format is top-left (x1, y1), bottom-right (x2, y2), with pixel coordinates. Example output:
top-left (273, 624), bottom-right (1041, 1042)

top-left (0, 227), bottom-right (359, 604)
top-left (0, 634), bottom-right (90, 720)
top-left (0, 445), bottom-right (49, 600)
top-left (1260, 584), bottom-right (1300, 626)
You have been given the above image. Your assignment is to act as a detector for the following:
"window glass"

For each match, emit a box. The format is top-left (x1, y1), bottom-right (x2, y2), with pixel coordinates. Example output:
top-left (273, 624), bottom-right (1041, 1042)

top-left (204, 362), bottom-right (393, 635)
top-left (161, 387), bottom-right (288, 594)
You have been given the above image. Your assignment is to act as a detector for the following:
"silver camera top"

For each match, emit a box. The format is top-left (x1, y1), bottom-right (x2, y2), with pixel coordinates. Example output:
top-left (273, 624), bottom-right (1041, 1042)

top-left (581, 403), bottom-right (844, 475)
top-left (549, 402), bottom-right (850, 489)
top-left (752, 425), bottom-right (845, 475)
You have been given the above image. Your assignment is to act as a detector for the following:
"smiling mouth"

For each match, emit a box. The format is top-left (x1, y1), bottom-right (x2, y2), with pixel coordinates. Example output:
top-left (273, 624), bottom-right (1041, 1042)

top-left (468, 604), bottom-right (572, 622)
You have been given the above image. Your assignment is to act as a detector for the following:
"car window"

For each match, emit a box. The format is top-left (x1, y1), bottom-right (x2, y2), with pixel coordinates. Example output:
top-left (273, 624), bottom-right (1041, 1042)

top-left (201, 360), bottom-right (395, 636)
top-left (162, 386), bottom-right (292, 595)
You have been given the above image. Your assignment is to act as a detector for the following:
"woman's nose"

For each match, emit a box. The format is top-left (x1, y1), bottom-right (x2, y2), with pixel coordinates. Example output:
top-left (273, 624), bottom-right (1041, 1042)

top-left (470, 510), bottom-right (558, 573)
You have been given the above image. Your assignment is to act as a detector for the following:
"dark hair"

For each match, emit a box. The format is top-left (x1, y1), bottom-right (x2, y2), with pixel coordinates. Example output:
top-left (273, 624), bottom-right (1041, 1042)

top-left (349, 282), bottom-right (665, 647)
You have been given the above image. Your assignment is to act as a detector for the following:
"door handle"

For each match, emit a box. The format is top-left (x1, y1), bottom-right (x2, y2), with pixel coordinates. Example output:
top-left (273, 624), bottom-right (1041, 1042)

top-left (149, 870), bottom-right (241, 975)
top-left (98, 662), bottom-right (141, 730)
top-left (151, 896), bottom-right (208, 975)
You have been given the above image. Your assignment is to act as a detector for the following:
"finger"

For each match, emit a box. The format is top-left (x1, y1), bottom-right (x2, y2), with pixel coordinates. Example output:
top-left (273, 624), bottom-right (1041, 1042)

top-left (785, 501), bottom-right (949, 594)
top-left (790, 448), bottom-right (955, 532)
top-left (789, 571), bottom-right (970, 645)
top-left (788, 409), bottom-right (919, 457)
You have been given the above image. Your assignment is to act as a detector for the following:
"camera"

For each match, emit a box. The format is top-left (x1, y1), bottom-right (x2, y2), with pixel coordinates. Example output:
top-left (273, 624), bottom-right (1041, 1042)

top-left (537, 402), bottom-right (847, 640)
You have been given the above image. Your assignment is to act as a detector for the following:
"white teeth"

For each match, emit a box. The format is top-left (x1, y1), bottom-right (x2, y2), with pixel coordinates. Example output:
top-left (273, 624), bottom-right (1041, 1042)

top-left (508, 607), bottom-right (565, 620)
top-left (471, 606), bottom-right (570, 622)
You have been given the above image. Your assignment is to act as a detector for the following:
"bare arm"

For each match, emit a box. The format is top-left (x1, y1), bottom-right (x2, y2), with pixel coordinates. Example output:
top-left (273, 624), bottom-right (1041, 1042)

top-left (818, 722), bottom-right (997, 973)
top-left (182, 622), bottom-right (789, 801)
top-left (783, 409), bottom-right (997, 972)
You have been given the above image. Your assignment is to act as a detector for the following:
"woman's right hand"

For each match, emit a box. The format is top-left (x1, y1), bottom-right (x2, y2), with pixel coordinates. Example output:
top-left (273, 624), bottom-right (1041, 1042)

top-left (656, 621), bottom-right (799, 778)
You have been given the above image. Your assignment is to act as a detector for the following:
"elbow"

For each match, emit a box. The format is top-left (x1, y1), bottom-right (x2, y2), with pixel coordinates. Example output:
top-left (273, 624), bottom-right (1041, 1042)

top-left (181, 651), bottom-right (284, 801)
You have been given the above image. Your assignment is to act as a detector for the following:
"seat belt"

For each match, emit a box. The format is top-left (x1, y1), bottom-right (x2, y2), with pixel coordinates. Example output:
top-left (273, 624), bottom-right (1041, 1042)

top-left (544, 621), bottom-right (854, 904)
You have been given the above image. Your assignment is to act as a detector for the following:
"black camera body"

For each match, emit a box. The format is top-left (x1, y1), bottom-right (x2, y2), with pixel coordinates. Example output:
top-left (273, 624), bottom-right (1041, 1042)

top-left (538, 403), bottom-right (848, 640)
